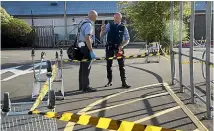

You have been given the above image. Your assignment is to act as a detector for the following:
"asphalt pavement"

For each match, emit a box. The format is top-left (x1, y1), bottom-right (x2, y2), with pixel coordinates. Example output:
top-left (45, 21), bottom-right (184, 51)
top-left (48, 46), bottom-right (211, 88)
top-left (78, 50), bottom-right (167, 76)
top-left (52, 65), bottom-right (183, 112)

top-left (1, 48), bottom-right (213, 131)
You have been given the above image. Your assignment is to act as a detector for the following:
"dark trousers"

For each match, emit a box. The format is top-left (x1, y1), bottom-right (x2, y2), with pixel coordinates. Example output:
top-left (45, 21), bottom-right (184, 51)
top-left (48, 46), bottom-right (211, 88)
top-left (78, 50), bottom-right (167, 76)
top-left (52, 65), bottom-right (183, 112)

top-left (79, 61), bottom-right (91, 90)
top-left (79, 46), bottom-right (91, 90)
top-left (106, 47), bottom-right (126, 83)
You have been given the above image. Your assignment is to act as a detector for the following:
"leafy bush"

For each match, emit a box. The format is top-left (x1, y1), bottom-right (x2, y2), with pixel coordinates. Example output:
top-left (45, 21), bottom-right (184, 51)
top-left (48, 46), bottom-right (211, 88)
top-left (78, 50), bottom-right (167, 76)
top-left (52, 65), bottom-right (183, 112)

top-left (1, 7), bottom-right (35, 48)
top-left (1, 7), bottom-right (13, 24)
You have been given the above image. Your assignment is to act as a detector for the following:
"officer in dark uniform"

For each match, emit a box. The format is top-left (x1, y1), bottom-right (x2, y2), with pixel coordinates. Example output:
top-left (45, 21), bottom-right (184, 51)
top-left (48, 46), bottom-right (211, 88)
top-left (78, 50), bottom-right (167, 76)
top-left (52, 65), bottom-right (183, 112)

top-left (100, 13), bottom-right (131, 88)
top-left (78, 10), bottom-right (98, 92)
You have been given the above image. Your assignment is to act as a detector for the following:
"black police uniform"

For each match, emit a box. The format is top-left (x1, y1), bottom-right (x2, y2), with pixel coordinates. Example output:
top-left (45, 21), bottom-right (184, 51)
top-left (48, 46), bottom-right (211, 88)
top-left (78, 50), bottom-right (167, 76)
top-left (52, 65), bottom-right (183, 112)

top-left (105, 22), bottom-right (130, 88)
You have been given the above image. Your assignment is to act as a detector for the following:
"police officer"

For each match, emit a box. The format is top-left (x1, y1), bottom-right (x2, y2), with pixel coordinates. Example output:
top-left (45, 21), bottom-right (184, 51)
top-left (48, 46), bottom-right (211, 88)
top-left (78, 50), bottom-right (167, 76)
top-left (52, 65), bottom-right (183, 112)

top-left (79, 10), bottom-right (98, 92)
top-left (100, 13), bottom-right (131, 88)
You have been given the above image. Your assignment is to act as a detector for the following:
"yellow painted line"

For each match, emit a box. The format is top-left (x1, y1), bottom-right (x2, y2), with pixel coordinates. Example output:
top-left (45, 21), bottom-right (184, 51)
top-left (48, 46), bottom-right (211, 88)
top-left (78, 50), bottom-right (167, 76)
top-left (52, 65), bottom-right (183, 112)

top-left (163, 83), bottom-right (208, 131)
top-left (85, 92), bottom-right (169, 115)
top-left (134, 106), bottom-right (181, 124)
top-left (193, 129), bottom-right (199, 131)
top-left (64, 83), bottom-right (163, 131)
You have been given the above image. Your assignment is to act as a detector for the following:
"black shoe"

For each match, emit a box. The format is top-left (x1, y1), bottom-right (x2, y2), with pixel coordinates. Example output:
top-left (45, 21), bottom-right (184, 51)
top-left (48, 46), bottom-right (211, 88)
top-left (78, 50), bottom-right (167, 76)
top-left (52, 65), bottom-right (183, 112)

top-left (105, 81), bottom-right (112, 87)
top-left (82, 87), bottom-right (97, 92)
top-left (122, 83), bottom-right (131, 88)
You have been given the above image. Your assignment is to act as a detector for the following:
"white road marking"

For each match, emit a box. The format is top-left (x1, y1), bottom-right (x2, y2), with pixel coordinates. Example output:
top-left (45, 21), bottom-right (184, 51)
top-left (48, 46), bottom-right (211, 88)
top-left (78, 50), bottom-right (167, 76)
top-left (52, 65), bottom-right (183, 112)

top-left (1, 69), bottom-right (46, 81)
top-left (64, 83), bottom-right (163, 131)
top-left (163, 83), bottom-right (208, 131)
top-left (0, 65), bottom-right (23, 75)
top-left (85, 92), bottom-right (169, 115)
top-left (134, 106), bottom-right (181, 123)
top-left (1, 62), bottom-right (46, 81)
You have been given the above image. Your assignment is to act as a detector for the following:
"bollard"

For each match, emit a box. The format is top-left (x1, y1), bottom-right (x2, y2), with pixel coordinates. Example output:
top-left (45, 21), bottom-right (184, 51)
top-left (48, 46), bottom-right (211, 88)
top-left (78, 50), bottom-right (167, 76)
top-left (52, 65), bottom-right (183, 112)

top-left (31, 48), bottom-right (35, 57)
top-left (56, 51), bottom-right (59, 59)
top-left (46, 60), bottom-right (53, 108)
top-left (47, 90), bottom-right (56, 110)
top-left (46, 60), bottom-right (52, 74)
top-left (31, 48), bottom-right (37, 81)
top-left (60, 48), bottom-right (63, 57)
top-left (2, 92), bottom-right (11, 115)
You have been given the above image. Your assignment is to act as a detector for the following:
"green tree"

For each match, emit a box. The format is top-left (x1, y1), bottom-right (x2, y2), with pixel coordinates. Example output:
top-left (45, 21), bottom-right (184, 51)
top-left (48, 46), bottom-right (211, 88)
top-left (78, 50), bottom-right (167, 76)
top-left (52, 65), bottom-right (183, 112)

top-left (119, 1), bottom-right (191, 48)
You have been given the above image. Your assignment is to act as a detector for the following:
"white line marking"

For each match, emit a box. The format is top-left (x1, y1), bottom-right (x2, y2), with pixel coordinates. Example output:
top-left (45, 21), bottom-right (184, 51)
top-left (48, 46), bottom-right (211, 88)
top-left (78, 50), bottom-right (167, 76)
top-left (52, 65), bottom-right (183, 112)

top-left (1, 69), bottom-right (46, 81)
top-left (0, 65), bottom-right (23, 75)
top-left (26, 62), bottom-right (46, 71)
top-left (85, 92), bottom-right (169, 115)
top-left (1, 62), bottom-right (46, 81)
top-left (163, 83), bottom-right (208, 131)
top-left (64, 83), bottom-right (163, 131)
top-left (79, 83), bottom-right (163, 114)
top-left (134, 106), bottom-right (181, 123)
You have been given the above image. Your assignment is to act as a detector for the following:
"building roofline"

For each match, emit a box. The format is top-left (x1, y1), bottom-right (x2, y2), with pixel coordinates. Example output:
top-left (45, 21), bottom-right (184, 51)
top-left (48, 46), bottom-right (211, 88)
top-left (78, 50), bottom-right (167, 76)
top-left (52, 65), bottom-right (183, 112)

top-left (13, 13), bottom-right (115, 18)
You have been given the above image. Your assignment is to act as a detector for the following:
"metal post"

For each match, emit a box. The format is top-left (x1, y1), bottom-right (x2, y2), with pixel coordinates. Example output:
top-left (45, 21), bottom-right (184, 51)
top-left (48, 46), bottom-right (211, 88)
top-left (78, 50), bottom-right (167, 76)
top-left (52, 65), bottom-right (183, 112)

top-left (205, 1), bottom-right (212, 119)
top-left (212, 1), bottom-right (214, 46)
top-left (190, 1), bottom-right (195, 103)
top-left (212, 1), bottom-right (214, 42)
top-left (31, 10), bottom-right (34, 27)
top-left (170, 1), bottom-right (175, 85)
top-left (179, 1), bottom-right (184, 92)
top-left (31, 49), bottom-right (35, 78)
top-left (64, 1), bottom-right (67, 40)
top-left (52, 20), bottom-right (55, 47)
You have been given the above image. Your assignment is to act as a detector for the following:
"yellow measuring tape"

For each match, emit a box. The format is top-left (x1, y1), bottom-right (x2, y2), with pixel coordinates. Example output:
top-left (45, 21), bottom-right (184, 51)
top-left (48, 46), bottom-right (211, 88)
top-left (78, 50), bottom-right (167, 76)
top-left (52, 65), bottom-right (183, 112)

top-left (63, 53), bottom-right (160, 63)
top-left (30, 64), bottom-right (57, 111)
top-left (30, 110), bottom-right (181, 131)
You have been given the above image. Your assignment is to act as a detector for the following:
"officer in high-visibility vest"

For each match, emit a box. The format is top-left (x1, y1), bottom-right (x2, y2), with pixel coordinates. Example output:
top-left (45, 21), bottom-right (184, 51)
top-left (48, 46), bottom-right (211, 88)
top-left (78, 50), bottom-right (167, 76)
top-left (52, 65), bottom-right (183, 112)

top-left (100, 13), bottom-right (131, 88)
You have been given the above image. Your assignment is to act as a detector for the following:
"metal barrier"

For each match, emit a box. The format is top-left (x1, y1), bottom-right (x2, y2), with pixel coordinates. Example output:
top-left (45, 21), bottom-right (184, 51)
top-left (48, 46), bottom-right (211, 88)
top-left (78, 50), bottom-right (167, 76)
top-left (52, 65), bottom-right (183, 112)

top-left (170, 1), bottom-right (213, 119)
top-left (31, 49), bottom-right (65, 100)
top-left (1, 63), bottom-right (57, 131)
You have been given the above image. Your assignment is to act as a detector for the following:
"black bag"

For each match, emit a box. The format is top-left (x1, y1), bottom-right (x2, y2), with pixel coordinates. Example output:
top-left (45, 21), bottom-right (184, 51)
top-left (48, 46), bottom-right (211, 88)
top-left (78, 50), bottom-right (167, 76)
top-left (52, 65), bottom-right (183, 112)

top-left (67, 36), bottom-right (83, 60)
top-left (67, 45), bottom-right (83, 60)
top-left (67, 21), bottom-right (91, 60)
